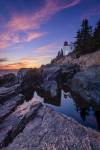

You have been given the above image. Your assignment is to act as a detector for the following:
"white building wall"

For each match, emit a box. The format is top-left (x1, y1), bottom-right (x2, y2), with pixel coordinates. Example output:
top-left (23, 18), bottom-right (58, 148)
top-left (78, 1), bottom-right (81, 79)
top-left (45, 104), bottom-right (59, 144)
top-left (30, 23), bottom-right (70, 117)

top-left (63, 46), bottom-right (70, 55)
top-left (63, 43), bottom-right (75, 56)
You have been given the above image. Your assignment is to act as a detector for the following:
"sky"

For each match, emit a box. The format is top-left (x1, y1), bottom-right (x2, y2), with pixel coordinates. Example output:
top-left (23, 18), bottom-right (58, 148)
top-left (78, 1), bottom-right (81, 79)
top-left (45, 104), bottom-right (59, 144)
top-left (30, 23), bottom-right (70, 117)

top-left (0, 0), bottom-right (100, 70)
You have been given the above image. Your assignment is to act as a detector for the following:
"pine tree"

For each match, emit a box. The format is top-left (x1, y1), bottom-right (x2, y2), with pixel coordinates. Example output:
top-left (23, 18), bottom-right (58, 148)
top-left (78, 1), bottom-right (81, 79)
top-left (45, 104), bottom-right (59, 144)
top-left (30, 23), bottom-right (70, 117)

top-left (93, 20), bottom-right (100, 50)
top-left (74, 30), bottom-right (82, 57)
top-left (57, 49), bottom-right (64, 59)
top-left (60, 48), bottom-right (64, 57)
top-left (75, 19), bottom-right (93, 57)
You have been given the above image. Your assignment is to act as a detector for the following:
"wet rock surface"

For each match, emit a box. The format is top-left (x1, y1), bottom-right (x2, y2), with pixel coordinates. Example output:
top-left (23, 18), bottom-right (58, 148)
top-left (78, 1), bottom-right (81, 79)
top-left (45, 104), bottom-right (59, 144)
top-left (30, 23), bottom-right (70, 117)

top-left (1, 102), bottom-right (100, 150)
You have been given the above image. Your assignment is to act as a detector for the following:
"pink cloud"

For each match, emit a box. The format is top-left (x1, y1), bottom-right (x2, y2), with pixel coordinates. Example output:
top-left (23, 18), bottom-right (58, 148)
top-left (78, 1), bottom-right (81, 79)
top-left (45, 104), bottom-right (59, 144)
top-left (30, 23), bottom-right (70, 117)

top-left (0, 32), bottom-right (20, 48)
top-left (0, 0), bottom-right (81, 49)
top-left (26, 32), bottom-right (45, 42)
top-left (0, 31), bottom-right (45, 49)
top-left (37, 43), bottom-right (57, 51)
top-left (6, 0), bottom-right (81, 32)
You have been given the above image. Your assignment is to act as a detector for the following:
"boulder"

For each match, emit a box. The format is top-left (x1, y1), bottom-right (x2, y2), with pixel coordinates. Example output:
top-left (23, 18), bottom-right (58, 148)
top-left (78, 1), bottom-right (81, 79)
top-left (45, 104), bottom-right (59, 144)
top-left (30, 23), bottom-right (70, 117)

top-left (17, 68), bottom-right (41, 91)
top-left (41, 64), bottom-right (61, 82)
top-left (68, 65), bottom-right (100, 104)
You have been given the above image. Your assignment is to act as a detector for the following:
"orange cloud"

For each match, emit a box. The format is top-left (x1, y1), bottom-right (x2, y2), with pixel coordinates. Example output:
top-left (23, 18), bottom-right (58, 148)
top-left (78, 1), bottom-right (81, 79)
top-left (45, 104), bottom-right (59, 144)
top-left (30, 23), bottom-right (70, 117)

top-left (0, 63), bottom-right (27, 70)
top-left (0, 56), bottom-right (52, 70)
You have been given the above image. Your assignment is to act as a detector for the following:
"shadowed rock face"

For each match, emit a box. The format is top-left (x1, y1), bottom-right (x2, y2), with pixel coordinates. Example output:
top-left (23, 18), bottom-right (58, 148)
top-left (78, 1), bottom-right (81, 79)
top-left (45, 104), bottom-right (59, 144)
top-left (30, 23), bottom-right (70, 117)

top-left (17, 68), bottom-right (41, 90)
top-left (68, 65), bottom-right (100, 104)
top-left (0, 102), bottom-right (100, 150)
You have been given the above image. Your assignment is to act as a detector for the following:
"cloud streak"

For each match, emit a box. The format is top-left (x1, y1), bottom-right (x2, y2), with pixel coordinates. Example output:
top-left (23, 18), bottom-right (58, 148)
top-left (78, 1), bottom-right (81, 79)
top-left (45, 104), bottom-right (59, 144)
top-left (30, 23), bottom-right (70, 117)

top-left (6, 0), bottom-right (81, 32)
top-left (0, 58), bottom-right (8, 63)
top-left (26, 32), bottom-right (45, 42)
top-left (0, 31), bottom-right (45, 48)
top-left (0, 55), bottom-right (52, 70)
top-left (0, 0), bottom-right (81, 49)
top-left (37, 43), bottom-right (57, 51)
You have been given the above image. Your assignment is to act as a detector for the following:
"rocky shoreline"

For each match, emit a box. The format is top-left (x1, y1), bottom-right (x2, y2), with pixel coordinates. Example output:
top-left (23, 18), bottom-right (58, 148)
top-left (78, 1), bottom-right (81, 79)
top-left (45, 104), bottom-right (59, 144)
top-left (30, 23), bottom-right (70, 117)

top-left (0, 101), bottom-right (100, 150)
top-left (0, 52), bottom-right (100, 149)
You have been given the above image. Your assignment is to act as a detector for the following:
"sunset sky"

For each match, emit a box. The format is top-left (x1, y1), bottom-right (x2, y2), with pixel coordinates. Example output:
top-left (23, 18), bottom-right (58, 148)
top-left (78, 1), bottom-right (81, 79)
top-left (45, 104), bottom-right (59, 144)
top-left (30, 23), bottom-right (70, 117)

top-left (0, 0), bottom-right (100, 70)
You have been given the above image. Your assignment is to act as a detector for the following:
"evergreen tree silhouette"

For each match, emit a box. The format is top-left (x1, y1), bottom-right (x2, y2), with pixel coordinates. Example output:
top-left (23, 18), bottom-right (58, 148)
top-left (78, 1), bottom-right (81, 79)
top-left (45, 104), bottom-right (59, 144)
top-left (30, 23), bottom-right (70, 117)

top-left (93, 20), bottom-right (100, 50)
top-left (75, 19), bottom-right (93, 57)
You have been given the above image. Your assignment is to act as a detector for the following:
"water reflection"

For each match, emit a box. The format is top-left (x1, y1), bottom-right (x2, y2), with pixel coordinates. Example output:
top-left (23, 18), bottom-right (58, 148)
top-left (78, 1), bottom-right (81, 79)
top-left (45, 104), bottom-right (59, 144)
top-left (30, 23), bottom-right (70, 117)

top-left (36, 89), bottom-right (61, 106)
top-left (22, 88), bottom-right (100, 131)
top-left (95, 111), bottom-right (100, 129)
top-left (78, 108), bottom-right (89, 122)
top-left (22, 86), bottom-right (34, 101)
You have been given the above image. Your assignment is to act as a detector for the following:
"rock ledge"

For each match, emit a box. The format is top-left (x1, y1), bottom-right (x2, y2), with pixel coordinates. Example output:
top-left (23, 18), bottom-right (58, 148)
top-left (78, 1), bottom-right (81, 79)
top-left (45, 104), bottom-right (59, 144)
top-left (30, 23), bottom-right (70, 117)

top-left (1, 102), bottom-right (100, 150)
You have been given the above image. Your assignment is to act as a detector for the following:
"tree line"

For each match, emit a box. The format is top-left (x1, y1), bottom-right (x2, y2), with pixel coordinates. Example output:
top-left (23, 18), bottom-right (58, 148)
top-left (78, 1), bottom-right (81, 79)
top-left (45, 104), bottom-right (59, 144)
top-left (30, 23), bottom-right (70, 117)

top-left (74, 19), bottom-right (100, 57)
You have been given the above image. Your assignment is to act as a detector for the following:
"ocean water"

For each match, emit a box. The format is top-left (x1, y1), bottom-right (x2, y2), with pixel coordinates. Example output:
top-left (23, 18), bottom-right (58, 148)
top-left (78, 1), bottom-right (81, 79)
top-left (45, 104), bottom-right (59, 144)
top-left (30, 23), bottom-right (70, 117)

top-left (0, 70), bottom-right (18, 76)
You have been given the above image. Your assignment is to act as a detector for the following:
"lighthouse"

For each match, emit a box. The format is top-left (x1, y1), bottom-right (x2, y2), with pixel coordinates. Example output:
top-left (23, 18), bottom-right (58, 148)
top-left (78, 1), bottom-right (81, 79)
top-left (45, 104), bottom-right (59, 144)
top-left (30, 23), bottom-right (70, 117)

top-left (63, 41), bottom-right (69, 56)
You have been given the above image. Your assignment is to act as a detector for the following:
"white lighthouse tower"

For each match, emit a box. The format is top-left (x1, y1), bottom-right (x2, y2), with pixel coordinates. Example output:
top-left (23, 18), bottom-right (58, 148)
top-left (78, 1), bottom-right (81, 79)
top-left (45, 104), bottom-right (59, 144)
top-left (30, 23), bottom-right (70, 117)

top-left (63, 41), bottom-right (69, 56)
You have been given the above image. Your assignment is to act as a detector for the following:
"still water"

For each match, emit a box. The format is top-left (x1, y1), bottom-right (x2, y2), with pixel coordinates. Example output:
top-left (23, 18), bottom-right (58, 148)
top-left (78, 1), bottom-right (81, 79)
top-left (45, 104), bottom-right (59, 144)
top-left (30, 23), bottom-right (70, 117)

top-left (1, 71), bottom-right (100, 131)
top-left (23, 88), bottom-right (100, 131)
